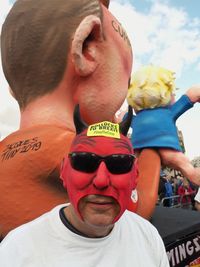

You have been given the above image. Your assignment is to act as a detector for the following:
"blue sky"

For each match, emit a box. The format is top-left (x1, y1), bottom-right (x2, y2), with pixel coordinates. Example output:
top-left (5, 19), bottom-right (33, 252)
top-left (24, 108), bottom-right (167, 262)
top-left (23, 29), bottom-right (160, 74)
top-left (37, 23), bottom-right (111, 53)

top-left (116, 0), bottom-right (200, 19)
top-left (0, 0), bottom-right (200, 159)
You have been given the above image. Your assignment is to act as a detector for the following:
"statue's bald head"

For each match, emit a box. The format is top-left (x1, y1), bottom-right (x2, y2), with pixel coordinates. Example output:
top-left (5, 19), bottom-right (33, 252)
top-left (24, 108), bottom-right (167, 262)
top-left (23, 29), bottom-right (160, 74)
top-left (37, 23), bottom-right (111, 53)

top-left (1, 0), bottom-right (103, 109)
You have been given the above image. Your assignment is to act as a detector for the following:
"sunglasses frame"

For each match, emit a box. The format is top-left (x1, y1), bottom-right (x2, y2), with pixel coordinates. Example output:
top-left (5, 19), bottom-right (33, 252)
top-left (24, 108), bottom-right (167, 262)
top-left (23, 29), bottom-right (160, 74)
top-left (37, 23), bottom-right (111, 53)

top-left (68, 152), bottom-right (136, 174)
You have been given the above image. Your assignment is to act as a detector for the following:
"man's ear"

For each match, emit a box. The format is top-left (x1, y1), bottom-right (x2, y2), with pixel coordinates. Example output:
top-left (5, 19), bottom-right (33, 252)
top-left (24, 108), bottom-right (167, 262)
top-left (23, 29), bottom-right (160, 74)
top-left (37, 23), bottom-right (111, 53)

top-left (71, 15), bottom-right (103, 77)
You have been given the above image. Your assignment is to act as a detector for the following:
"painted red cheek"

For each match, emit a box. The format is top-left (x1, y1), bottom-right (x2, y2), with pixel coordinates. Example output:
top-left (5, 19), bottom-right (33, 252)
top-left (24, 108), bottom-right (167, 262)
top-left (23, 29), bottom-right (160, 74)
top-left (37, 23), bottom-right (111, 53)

top-left (69, 169), bottom-right (94, 189)
top-left (110, 173), bottom-right (132, 189)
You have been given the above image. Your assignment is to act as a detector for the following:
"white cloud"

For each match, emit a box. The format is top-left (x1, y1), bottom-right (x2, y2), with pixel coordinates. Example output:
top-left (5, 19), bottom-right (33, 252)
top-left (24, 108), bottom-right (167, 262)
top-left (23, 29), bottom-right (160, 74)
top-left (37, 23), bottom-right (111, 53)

top-left (110, 1), bottom-right (200, 76)
top-left (197, 62), bottom-right (200, 71)
top-left (0, 106), bottom-right (19, 139)
top-left (0, 0), bottom-right (12, 93)
top-left (0, 0), bottom-right (12, 32)
top-left (177, 105), bottom-right (200, 159)
top-left (0, 1), bottom-right (19, 139)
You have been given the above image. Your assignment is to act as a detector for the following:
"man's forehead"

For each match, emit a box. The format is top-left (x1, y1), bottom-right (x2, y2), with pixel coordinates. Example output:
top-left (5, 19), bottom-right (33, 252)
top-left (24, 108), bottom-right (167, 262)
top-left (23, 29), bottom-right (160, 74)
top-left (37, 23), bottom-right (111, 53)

top-left (71, 134), bottom-right (132, 153)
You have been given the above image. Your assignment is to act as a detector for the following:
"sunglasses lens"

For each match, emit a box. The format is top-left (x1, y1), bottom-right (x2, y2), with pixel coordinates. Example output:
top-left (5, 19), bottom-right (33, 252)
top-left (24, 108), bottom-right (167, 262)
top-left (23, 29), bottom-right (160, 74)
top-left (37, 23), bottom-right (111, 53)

top-left (69, 153), bottom-right (135, 174)
top-left (106, 155), bottom-right (134, 174)
top-left (69, 152), bottom-right (99, 173)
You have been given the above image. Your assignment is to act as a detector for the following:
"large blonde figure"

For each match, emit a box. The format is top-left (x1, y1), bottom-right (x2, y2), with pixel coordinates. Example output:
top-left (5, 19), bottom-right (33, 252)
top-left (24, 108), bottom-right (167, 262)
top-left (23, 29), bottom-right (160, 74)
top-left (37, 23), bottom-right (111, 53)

top-left (127, 65), bottom-right (200, 185)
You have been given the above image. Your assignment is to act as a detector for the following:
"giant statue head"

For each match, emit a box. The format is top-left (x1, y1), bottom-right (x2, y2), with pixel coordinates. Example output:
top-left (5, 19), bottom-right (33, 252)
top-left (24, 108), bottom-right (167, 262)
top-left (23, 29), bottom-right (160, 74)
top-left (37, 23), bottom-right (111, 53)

top-left (1, 0), bottom-right (133, 123)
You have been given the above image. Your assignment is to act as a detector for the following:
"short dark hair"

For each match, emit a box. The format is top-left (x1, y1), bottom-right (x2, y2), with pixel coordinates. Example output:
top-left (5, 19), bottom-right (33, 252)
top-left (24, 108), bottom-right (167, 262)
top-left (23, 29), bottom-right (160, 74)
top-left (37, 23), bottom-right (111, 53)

top-left (1, 0), bottom-right (102, 109)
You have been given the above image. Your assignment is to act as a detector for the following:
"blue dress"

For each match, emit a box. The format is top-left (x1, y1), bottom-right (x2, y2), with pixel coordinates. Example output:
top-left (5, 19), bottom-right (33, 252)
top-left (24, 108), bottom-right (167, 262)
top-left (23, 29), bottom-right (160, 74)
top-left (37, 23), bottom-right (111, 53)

top-left (129, 95), bottom-right (193, 151)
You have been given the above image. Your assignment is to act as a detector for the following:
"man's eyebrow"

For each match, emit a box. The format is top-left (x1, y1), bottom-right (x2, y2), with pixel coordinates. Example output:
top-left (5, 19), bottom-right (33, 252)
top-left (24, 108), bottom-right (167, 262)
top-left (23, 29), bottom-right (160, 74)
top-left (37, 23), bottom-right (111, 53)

top-left (114, 140), bottom-right (132, 153)
top-left (72, 134), bottom-right (96, 147)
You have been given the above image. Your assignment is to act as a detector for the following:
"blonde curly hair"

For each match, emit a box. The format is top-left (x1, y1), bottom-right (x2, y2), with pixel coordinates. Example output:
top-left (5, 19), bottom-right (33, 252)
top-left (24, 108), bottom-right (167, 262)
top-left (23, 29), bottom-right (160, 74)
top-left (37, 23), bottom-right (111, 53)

top-left (127, 65), bottom-right (176, 111)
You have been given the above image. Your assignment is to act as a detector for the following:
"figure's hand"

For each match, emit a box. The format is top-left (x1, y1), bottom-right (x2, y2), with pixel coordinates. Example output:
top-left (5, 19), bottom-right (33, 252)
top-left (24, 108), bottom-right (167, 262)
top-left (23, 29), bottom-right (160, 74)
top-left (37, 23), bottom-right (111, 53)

top-left (186, 85), bottom-right (200, 103)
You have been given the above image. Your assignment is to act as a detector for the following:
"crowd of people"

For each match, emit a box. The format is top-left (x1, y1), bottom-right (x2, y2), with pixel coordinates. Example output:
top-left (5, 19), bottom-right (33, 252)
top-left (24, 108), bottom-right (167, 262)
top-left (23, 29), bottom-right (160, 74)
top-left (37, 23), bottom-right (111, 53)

top-left (158, 172), bottom-right (198, 209)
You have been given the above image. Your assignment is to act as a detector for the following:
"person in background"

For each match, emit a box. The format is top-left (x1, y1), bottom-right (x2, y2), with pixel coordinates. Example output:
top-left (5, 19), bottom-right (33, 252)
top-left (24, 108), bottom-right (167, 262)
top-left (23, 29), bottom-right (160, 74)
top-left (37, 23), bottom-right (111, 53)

top-left (0, 106), bottom-right (170, 267)
top-left (158, 174), bottom-right (173, 207)
top-left (178, 179), bottom-right (196, 208)
top-left (158, 173), bottom-right (167, 203)
top-left (170, 176), bottom-right (183, 196)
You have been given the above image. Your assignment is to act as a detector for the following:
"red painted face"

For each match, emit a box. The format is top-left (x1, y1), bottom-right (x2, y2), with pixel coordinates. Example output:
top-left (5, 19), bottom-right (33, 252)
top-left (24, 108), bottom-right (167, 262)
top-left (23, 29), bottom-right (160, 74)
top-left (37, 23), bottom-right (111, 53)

top-left (61, 131), bottom-right (137, 223)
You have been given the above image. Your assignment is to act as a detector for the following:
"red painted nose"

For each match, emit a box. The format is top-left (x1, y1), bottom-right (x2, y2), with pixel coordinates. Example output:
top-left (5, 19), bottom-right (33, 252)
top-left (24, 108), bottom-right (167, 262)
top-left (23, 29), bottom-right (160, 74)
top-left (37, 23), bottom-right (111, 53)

top-left (93, 162), bottom-right (110, 190)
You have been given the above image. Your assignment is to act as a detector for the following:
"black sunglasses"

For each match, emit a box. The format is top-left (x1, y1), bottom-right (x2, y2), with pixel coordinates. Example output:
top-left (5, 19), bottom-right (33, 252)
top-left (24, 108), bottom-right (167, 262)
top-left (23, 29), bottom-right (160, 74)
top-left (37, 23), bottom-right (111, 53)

top-left (68, 152), bottom-right (135, 174)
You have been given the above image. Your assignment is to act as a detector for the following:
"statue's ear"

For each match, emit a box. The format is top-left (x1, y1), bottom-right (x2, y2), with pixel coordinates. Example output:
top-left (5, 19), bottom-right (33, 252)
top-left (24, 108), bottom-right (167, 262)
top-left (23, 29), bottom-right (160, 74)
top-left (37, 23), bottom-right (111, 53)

top-left (71, 15), bottom-right (103, 77)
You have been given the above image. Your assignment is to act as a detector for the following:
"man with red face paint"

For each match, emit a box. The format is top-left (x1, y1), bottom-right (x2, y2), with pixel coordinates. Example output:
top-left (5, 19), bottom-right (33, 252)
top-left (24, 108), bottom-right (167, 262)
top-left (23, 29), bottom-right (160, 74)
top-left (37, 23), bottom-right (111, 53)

top-left (0, 107), bottom-right (169, 267)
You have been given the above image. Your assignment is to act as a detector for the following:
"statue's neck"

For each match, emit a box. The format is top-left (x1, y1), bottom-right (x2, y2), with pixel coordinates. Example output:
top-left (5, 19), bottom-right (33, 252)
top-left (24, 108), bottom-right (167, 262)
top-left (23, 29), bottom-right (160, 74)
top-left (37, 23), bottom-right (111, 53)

top-left (19, 92), bottom-right (75, 132)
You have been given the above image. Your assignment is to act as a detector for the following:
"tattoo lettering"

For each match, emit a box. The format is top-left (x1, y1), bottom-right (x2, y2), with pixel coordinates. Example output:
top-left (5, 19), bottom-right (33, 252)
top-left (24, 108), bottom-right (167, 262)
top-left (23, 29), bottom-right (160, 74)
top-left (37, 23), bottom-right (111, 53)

top-left (1, 137), bottom-right (42, 161)
top-left (112, 20), bottom-right (131, 47)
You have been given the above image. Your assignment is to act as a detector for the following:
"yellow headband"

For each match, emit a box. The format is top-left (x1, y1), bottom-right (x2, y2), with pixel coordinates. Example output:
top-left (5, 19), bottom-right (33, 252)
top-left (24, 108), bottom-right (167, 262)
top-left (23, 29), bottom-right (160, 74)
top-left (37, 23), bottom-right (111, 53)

top-left (87, 121), bottom-right (120, 138)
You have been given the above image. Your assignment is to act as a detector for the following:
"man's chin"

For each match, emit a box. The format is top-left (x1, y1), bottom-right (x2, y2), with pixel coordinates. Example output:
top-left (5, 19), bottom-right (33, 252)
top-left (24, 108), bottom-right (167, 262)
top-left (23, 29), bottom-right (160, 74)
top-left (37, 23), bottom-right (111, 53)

top-left (84, 214), bottom-right (115, 229)
top-left (80, 203), bottom-right (119, 226)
